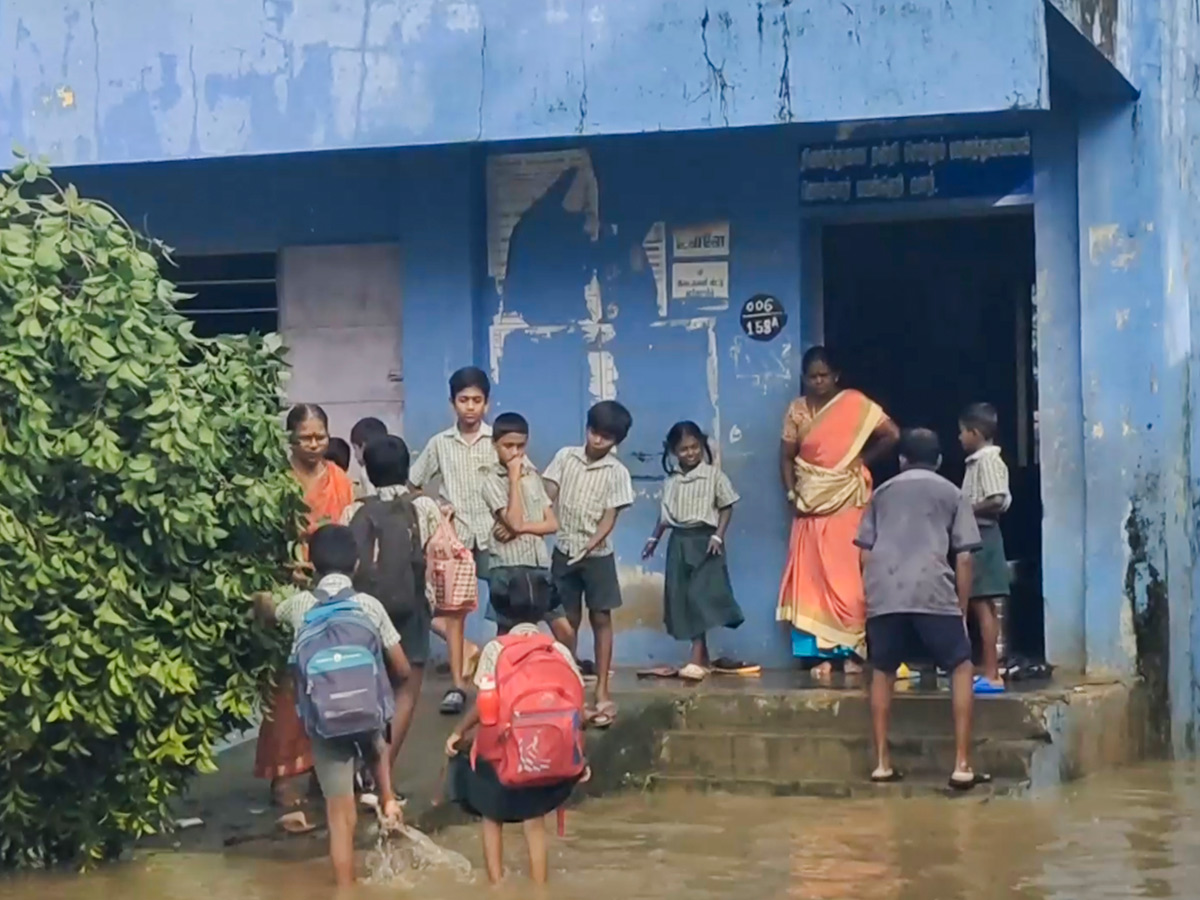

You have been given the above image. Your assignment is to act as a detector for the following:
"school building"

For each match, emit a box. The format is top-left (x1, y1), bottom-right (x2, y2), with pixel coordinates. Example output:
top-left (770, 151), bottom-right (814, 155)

top-left (5, 1), bottom-right (1200, 746)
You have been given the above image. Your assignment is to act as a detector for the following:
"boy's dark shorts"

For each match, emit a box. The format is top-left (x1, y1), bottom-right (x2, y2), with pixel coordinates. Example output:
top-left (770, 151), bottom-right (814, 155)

top-left (551, 549), bottom-right (622, 615)
top-left (388, 603), bottom-right (432, 667)
top-left (866, 613), bottom-right (971, 675)
top-left (486, 565), bottom-right (567, 630)
top-left (472, 548), bottom-right (491, 580)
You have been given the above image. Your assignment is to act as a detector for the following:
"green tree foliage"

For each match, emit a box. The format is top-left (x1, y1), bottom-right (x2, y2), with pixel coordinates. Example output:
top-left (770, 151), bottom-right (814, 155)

top-left (0, 152), bottom-right (305, 867)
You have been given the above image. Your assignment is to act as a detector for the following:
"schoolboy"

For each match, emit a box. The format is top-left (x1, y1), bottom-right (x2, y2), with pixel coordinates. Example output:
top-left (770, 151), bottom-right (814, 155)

top-left (482, 412), bottom-right (576, 647)
top-left (409, 366), bottom-right (496, 714)
top-left (253, 524), bottom-right (406, 887)
top-left (543, 400), bottom-right (635, 727)
top-left (324, 437), bottom-right (351, 473)
top-left (855, 428), bottom-right (987, 790)
top-left (959, 402), bottom-right (1012, 693)
top-left (349, 416), bottom-right (388, 497)
top-left (342, 435), bottom-right (444, 770)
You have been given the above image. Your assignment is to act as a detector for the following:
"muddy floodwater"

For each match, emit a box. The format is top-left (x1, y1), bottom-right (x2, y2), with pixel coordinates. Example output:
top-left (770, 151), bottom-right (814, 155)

top-left (9, 762), bottom-right (1200, 900)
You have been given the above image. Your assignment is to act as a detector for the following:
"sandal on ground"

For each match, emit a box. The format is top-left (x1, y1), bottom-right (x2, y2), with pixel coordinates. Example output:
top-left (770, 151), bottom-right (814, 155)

top-left (678, 663), bottom-right (709, 682)
top-left (711, 657), bottom-right (762, 676)
top-left (636, 666), bottom-right (679, 678)
top-left (588, 700), bottom-right (618, 729)
top-left (948, 770), bottom-right (993, 791)
top-left (973, 675), bottom-right (1007, 695)
top-left (439, 687), bottom-right (467, 716)
top-left (276, 810), bottom-right (316, 835)
top-left (870, 768), bottom-right (905, 784)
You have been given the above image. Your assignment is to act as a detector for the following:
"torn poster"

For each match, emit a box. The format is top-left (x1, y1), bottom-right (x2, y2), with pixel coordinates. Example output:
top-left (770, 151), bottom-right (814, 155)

top-left (486, 150), bottom-right (601, 289)
top-left (642, 222), bottom-right (667, 316)
top-left (672, 261), bottom-right (729, 300)
top-left (673, 221), bottom-right (730, 258)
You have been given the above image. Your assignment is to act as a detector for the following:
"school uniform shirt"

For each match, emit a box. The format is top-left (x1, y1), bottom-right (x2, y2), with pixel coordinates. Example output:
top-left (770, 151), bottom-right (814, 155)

top-left (341, 484), bottom-right (444, 607)
top-left (480, 461), bottom-right (553, 569)
top-left (409, 424), bottom-right (497, 550)
top-left (274, 573), bottom-right (401, 654)
top-left (854, 467), bottom-right (981, 618)
top-left (961, 445), bottom-right (1012, 512)
top-left (542, 446), bottom-right (635, 558)
top-left (661, 462), bottom-right (739, 528)
top-left (473, 623), bottom-right (585, 688)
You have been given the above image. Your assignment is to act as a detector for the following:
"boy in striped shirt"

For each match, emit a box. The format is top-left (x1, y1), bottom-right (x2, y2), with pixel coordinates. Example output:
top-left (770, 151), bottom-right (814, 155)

top-left (482, 412), bottom-right (576, 647)
top-left (959, 402), bottom-right (1012, 693)
top-left (543, 401), bottom-right (635, 728)
top-left (410, 366), bottom-right (496, 714)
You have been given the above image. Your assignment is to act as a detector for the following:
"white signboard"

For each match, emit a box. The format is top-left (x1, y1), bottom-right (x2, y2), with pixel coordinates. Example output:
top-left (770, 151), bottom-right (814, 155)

top-left (672, 261), bottom-right (729, 300)
top-left (673, 221), bottom-right (730, 258)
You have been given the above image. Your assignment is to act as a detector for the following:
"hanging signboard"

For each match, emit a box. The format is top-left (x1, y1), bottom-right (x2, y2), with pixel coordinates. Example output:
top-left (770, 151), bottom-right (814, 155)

top-left (798, 133), bottom-right (1033, 205)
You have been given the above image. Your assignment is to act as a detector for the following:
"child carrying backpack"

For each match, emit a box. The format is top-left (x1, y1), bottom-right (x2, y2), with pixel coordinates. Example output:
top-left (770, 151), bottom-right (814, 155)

top-left (444, 574), bottom-right (588, 885)
top-left (254, 524), bottom-right (409, 887)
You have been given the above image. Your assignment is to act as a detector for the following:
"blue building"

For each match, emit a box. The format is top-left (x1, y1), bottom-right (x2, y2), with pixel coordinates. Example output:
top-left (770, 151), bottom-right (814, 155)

top-left (4, 1), bottom-right (1200, 748)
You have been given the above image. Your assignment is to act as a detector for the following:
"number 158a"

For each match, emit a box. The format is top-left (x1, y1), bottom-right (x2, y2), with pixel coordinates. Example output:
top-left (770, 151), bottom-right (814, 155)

top-left (744, 316), bottom-right (779, 336)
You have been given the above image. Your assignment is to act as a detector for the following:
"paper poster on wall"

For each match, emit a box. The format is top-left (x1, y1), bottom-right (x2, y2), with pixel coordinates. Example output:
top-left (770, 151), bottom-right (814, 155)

top-left (673, 221), bottom-right (730, 258)
top-left (672, 261), bottom-right (729, 300)
top-left (486, 150), bottom-right (600, 289)
top-left (642, 222), bottom-right (668, 316)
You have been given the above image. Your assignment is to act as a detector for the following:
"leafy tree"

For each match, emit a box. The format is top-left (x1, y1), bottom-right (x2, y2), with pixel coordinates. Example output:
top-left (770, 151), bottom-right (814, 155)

top-left (0, 151), bottom-right (304, 867)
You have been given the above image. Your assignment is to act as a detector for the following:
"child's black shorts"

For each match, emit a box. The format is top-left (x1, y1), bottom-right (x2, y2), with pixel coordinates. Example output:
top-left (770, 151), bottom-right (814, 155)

top-left (551, 549), bottom-right (622, 614)
top-left (866, 613), bottom-right (971, 674)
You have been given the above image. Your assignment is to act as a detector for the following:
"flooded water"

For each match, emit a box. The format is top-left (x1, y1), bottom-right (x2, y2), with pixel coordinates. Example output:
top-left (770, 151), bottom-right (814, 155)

top-left (8, 762), bottom-right (1200, 899)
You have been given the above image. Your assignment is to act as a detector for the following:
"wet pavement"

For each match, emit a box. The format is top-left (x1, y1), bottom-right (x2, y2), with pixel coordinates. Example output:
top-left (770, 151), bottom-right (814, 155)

top-left (7, 761), bottom-right (1200, 899)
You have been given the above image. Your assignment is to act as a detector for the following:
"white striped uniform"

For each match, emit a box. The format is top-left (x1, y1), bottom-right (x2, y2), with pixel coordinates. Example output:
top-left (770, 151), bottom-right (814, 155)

top-left (661, 462), bottom-right (739, 528)
top-left (543, 446), bottom-right (635, 558)
top-left (409, 423), bottom-right (497, 549)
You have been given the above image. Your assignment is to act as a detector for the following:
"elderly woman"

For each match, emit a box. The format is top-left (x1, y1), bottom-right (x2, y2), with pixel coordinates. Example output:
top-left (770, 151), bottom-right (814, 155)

top-left (775, 348), bottom-right (899, 676)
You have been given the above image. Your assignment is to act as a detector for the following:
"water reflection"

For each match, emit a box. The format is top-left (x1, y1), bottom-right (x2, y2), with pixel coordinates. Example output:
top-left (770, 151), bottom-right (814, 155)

top-left (10, 763), bottom-right (1200, 900)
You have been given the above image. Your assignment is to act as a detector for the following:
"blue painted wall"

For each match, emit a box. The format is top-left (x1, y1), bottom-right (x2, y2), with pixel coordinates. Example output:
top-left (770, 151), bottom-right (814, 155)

top-left (1, 0), bottom-right (1048, 166)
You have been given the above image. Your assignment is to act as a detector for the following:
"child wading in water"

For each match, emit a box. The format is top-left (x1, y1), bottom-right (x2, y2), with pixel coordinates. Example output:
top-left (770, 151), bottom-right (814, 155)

top-left (959, 402), bottom-right (1012, 694)
top-left (444, 578), bottom-right (588, 885)
top-left (642, 421), bottom-right (748, 682)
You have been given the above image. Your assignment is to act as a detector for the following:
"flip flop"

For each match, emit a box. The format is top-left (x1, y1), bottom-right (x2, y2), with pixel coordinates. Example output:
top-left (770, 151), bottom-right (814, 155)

top-left (711, 657), bottom-right (762, 676)
top-left (678, 663), bottom-right (709, 682)
top-left (439, 687), bottom-right (467, 716)
top-left (973, 675), bottom-right (1007, 695)
top-left (588, 700), bottom-right (618, 729)
top-left (870, 769), bottom-right (905, 784)
top-left (948, 771), bottom-right (993, 791)
top-left (636, 666), bottom-right (679, 679)
top-left (276, 810), bottom-right (316, 835)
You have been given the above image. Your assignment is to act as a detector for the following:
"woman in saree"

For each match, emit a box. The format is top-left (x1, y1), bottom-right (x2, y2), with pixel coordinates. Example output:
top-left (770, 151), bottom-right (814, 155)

top-left (776, 347), bottom-right (899, 676)
top-left (254, 403), bottom-right (355, 811)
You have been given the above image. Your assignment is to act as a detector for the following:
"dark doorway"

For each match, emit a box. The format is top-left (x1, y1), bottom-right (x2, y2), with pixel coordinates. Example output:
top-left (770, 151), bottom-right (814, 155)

top-left (822, 213), bottom-right (1043, 660)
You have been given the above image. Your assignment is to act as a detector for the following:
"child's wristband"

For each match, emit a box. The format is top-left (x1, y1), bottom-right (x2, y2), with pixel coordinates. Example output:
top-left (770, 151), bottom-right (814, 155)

top-left (710, 535), bottom-right (724, 544)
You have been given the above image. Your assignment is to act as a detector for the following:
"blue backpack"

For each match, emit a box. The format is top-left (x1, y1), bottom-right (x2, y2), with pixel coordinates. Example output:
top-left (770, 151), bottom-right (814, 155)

top-left (291, 588), bottom-right (395, 742)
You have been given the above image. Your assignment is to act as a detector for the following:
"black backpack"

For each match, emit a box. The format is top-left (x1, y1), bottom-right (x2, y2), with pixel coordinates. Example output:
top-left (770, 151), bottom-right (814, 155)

top-left (349, 494), bottom-right (426, 619)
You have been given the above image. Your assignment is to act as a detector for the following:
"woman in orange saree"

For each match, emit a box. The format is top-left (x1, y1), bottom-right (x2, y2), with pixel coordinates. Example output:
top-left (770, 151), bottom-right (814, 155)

top-left (776, 348), bottom-right (899, 676)
top-left (254, 403), bottom-right (355, 807)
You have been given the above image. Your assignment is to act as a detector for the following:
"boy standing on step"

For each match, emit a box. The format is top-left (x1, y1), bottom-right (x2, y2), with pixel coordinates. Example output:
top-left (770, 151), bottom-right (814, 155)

top-left (855, 428), bottom-right (988, 791)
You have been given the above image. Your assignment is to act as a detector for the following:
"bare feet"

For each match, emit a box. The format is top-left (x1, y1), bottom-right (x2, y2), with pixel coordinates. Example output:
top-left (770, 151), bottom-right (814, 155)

top-left (811, 661), bottom-right (833, 678)
top-left (844, 660), bottom-right (863, 676)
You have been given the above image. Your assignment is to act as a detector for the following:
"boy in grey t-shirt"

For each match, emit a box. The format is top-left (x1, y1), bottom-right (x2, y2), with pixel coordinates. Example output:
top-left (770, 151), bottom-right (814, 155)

top-left (854, 428), bottom-right (985, 790)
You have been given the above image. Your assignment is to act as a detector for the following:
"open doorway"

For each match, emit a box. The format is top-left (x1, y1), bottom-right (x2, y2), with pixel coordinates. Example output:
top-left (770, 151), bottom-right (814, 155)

top-left (821, 213), bottom-right (1043, 661)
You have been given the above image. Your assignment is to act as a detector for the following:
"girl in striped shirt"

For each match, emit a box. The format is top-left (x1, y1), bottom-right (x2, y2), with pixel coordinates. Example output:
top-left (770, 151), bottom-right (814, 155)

top-left (643, 421), bottom-right (747, 681)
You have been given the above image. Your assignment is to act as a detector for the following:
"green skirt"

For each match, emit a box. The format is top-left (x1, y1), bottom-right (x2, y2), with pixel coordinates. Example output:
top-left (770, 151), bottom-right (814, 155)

top-left (971, 522), bottom-right (1010, 599)
top-left (664, 526), bottom-right (744, 641)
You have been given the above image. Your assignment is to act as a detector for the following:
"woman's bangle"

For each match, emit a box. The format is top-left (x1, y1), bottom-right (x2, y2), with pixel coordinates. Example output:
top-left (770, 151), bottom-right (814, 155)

top-left (786, 489), bottom-right (797, 503)
top-left (710, 535), bottom-right (724, 544)
top-left (645, 535), bottom-right (659, 545)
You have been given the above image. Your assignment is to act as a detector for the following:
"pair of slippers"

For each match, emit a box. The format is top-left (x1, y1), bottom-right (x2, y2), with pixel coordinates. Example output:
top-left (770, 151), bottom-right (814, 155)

top-left (869, 768), bottom-right (993, 791)
top-left (637, 658), bottom-right (762, 680)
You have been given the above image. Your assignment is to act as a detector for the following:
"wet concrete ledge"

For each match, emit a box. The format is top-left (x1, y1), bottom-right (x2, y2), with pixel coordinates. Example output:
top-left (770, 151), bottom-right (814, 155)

top-left (156, 671), bottom-right (1148, 858)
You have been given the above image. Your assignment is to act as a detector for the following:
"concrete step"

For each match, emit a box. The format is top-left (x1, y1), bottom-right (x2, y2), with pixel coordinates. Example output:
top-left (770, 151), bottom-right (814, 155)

top-left (644, 772), bottom-right (1027, 800)
top-left (674, 690), bottom-right (1050, 740)
top-left (655, 729), bottom-right (1044, 782)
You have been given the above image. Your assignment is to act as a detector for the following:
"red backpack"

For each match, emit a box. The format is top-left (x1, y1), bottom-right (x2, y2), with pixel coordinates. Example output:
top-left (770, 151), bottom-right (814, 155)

top-left (472, 633), bottom-right (587, 788)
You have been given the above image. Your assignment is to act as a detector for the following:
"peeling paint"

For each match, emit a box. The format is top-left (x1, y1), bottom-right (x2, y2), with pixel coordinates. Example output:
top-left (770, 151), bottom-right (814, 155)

top-left (1088, 222), bottom-right (1139, 269)
top-left (444, 2), bottom-right (481, 32)
top-left (1092, 422), bottom-right (1105, 439)
top-left (1115, 308), bottom-right (1130, 329)
top-left (587, 349), bottom-right (618, 402)
top-left (729, 336), bottom-right (793, 394)
top-left (729, 425), bottom-right (743, 443)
